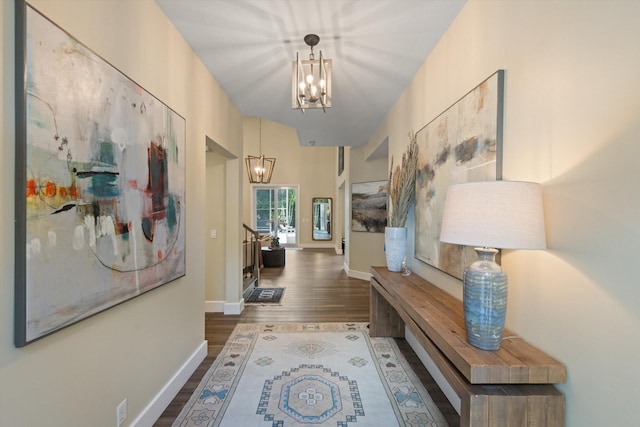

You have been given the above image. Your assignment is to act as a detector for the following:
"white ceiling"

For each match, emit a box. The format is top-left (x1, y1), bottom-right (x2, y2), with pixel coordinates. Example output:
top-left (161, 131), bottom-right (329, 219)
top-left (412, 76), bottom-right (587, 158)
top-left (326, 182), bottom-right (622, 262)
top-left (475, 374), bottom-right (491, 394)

top-left (156, 0), bottom-right (467, 147)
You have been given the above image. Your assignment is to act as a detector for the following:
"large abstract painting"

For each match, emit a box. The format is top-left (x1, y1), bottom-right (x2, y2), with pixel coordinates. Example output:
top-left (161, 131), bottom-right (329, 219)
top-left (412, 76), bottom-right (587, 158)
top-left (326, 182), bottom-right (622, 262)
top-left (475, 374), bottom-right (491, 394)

top-left (14, 4), bottom-right (186, 346)
top-left (414, 71), bottom-right (504, 279)
top-left (351, 181), bottom-right (387, 233)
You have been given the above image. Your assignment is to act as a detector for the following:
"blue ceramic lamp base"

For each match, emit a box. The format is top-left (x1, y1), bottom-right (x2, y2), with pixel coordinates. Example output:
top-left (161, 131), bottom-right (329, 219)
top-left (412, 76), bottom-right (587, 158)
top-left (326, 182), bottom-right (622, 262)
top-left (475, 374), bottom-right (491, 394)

top-left (463, 247), bottom-right (508, 351)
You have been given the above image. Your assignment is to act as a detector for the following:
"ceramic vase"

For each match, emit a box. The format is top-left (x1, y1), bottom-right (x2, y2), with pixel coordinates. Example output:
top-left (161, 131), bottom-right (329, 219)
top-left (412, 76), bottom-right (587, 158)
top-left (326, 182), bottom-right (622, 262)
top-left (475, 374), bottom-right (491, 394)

top-left (384, 226), bottom-right (407, 272)
top-left (463, 248), bottom-right (507, 350)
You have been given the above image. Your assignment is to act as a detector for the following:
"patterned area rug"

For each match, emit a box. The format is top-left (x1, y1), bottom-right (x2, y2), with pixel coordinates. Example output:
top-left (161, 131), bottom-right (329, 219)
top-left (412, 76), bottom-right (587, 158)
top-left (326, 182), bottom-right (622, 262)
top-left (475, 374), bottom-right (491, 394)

top-left (172, 323), bottom-right (448, 427)
top-left (245, 288), bottom-right (286, 304)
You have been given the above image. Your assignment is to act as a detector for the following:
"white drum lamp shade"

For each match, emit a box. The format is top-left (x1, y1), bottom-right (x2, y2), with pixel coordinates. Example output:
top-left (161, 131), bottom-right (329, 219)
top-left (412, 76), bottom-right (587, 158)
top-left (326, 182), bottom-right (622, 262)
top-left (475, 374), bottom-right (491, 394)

top-left (440, 181), bottom-right (546, 250)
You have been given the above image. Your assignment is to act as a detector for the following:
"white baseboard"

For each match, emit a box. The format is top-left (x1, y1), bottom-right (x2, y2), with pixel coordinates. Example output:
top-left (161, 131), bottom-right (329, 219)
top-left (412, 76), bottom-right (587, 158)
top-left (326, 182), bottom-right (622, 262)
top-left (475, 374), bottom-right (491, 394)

top-left (299, 242), bottom-right (336, 249)
top-left (405, 327), bottom-right (461, 414)
top-left (346, 267), bottom-right (371, 282)
top-left (224, 299), bottom-right (244, 315)
top-left (295, 243), bottom-right (342, 253)
top-left (205, 300), bottom-right (245, 314)
top-left (131, 340), bottom-right (208, 427)
top-left (204, 300), bottom-right (225, 313)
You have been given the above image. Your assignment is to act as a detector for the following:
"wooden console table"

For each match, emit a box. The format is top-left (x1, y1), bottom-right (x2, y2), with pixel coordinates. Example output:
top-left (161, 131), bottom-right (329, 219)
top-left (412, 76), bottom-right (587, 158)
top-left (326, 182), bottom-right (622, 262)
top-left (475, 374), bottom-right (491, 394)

top-left (370, 267), bottom-right (566, 427)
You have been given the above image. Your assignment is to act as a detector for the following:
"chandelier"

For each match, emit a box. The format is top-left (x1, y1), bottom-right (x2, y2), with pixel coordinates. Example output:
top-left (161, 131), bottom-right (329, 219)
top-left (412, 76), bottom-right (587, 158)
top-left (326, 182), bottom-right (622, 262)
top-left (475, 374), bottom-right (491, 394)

top-left (292, 34), bottom-right (332, 112)
top-left (245, 119), bottom-right (276, 184)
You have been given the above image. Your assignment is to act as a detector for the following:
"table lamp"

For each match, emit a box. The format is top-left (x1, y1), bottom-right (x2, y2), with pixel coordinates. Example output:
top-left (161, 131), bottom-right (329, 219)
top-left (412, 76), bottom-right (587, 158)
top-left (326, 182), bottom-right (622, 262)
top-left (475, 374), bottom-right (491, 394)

top-left (439, 181), bottom-right (546, 350)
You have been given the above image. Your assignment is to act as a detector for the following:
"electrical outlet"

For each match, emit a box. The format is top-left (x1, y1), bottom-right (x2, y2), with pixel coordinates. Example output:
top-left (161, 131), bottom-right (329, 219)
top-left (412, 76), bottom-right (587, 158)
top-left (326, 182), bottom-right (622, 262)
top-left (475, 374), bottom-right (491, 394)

top-left (210, 229), bottom-right (217, 239)
top-left (117, 398), bottom-right (127, 427)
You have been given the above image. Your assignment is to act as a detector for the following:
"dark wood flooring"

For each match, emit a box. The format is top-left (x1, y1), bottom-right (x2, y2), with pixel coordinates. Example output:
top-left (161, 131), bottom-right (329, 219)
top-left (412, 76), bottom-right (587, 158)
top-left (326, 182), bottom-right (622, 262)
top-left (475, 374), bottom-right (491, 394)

top-left (154, 248), bottom-right (459, 426)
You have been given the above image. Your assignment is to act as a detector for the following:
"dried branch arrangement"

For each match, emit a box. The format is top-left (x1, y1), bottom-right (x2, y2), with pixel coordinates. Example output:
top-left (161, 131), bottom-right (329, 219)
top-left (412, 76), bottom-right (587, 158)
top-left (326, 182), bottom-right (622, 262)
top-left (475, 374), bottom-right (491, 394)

top-left (388, 132), bottom-right (419, 227)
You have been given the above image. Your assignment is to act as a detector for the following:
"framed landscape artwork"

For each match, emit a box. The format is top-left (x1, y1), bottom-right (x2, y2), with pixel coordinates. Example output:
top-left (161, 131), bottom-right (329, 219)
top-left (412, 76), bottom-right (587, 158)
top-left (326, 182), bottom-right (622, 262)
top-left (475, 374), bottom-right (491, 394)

top-left (14, 3), bottom-right (187, 346)
top-left (414, 70), bottom-right (504, 279)
top-left (351, 180), bottom-right (387, 233)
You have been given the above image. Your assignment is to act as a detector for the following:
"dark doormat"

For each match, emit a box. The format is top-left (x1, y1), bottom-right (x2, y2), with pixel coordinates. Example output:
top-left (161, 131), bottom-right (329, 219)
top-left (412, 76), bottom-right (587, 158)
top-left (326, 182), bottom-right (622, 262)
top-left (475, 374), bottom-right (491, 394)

top-left (245, 287), bottom-right (285, 304)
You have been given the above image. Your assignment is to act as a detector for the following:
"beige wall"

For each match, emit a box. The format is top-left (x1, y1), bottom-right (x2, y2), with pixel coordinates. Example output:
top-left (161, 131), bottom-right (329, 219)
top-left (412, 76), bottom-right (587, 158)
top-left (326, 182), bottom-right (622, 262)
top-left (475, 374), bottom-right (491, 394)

top-left (242, 117), bottom-right (337, 248)
top-left (0, 1), bottom-right (243, 426)
top-left (4, 0), bottom-right (639, 425)
top-left (205, 151), bottom-right (227, 302)
top-left (347, 145), bottom-right (388, 275)
top-left (366, 1), bottom-right (640, 425)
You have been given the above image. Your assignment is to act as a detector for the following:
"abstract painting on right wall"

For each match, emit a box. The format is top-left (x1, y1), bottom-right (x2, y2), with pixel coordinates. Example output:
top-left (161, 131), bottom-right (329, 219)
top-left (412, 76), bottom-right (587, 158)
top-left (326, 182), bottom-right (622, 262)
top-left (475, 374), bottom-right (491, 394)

top-left (414, 70), bottom-right (504, 279)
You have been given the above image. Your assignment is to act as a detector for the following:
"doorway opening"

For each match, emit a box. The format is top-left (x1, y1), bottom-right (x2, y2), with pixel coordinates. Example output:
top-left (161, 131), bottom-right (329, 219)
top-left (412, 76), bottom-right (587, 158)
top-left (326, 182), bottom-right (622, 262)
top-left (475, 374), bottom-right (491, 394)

top-left (252, 185), bottom-right (299, 246)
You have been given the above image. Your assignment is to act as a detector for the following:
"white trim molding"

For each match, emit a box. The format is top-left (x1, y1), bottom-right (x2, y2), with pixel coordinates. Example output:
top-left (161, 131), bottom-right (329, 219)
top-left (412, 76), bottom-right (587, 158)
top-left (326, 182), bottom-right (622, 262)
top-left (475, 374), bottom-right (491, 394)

top-left (205, 300), bottom-right (246, 314)
top-left (224, 299), bottom-right (244, 315)
top-left (299, 242), bottom-right (336, 249)
top-left (204, 300), bottom-right (225, 313)
top-left (131, 340), bottom-right (208, 426)
top-left (344, 265), bottom-right (371, 282)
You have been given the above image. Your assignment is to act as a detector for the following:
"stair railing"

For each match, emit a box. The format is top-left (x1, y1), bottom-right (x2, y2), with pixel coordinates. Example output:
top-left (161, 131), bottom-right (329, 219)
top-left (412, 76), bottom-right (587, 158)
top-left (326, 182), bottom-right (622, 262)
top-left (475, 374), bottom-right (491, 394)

top-left (242, 223), bottom-right (260, 293)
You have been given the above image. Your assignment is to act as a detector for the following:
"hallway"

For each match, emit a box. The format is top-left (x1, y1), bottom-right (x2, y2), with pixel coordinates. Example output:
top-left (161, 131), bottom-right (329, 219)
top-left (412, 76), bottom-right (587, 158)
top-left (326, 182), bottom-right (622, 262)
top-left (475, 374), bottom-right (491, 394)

top-left (155, 248), bottom-right (458, 425)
